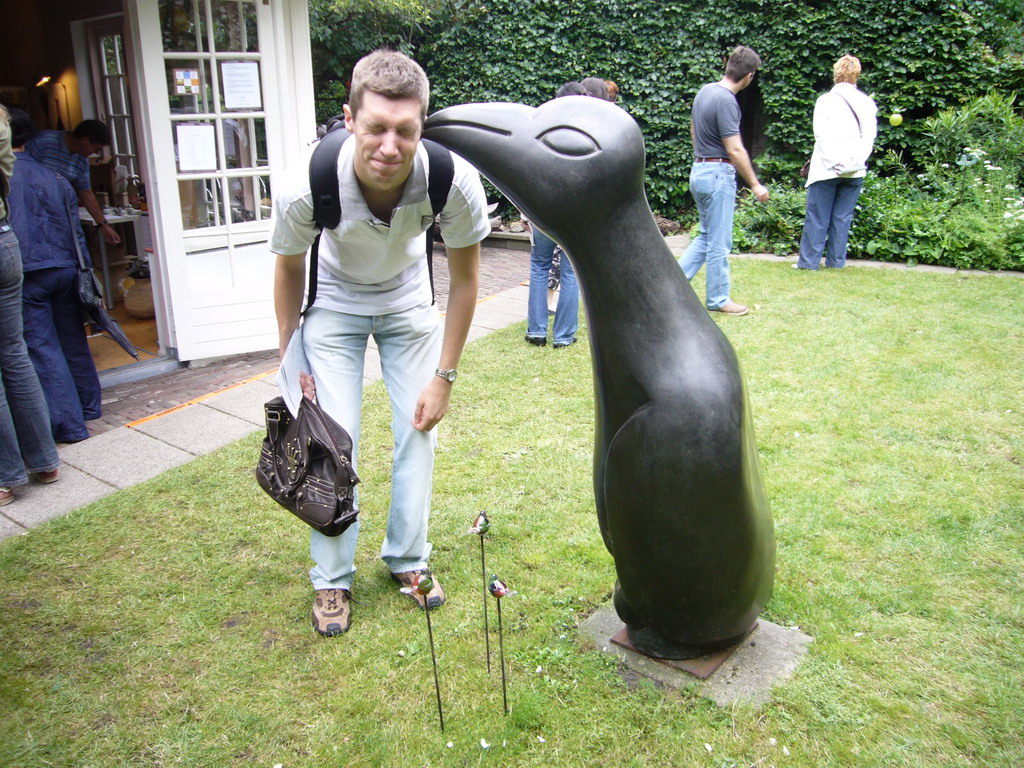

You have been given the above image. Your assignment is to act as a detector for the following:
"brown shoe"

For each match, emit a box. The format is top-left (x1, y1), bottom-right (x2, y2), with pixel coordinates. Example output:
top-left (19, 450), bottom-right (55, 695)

top-left (312, 588), bottom-right (351, 636)
top-left (0, 487), bottom-right (12, 507)
top-left (33, 469), bottom-right (59, 484)
top-left (710, 301), bottom-right (749, 316)
top-left (392, 570), bottom-right (446, 610)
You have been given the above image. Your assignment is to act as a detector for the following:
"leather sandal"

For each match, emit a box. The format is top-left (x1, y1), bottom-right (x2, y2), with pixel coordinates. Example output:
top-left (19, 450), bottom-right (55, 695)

top-left (392, 570), bottom-right (446, 610)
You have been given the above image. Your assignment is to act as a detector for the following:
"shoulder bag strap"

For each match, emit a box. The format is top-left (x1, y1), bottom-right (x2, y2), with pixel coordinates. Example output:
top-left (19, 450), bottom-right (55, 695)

top-left (835, 93), bottom-right (862, 137)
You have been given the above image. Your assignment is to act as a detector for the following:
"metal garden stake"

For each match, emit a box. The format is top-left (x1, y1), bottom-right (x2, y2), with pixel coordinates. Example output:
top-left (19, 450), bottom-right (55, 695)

top-left (401, 570), bottom-right (444, 732)
top-left (487, 574), bottom-right (515, 714)
top-left (468, 511), bottom-right (491, 673)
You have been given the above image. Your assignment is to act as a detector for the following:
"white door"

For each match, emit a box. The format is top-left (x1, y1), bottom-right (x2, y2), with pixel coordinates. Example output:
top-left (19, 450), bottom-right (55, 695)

top-left (125, 0), bottom-right (315, 361)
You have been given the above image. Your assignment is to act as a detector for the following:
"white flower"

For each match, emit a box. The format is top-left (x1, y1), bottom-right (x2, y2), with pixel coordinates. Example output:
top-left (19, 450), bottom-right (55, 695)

top-left (538, 736), bottom-right (546, 743)
top-left (941, 163), bottom-right (950, 168)
top-left (480, 739), bottom-right (490, 749)
top-left (1005, 212), bottom-right (1013, 218)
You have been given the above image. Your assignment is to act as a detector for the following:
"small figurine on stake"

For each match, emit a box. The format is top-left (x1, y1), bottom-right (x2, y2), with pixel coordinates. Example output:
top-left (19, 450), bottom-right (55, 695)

top-left (468, 511), bottom-right (492, 673)
top-left (401, 570), bottom-right (445, 732)
top-left (487, 574), bottom-right (516, 714)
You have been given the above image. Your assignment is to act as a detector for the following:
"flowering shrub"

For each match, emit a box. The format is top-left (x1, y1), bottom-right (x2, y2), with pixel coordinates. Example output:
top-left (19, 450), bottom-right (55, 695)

top-left (849, 150), bottom-right (1024, 270)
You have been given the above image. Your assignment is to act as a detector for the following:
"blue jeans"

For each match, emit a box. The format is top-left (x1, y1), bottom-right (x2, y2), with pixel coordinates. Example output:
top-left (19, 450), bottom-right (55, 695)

top-left (0, 229), bottom-right (59, 488)
top-left (527, 228), bottom-right (579, 345)
top-left (301, 301), bottom-right (442, 590)
top-left (679, 162), bottom-right (737, 309)
top-left (23, 266), bottom-right (102, 442)
top-left (797, 177), bottom-right (864, 269)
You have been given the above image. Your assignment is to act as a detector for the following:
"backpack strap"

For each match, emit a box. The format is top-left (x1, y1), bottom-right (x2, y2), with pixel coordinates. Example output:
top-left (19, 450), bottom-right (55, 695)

top-left (304, 127), bottom-right (350, 314)
top-left (423, 138), bottom-right (454, 305)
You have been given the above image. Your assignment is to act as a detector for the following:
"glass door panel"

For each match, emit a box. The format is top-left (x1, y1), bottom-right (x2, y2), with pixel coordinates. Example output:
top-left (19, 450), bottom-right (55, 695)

top-left (158, 0), bottom-right (270, 252)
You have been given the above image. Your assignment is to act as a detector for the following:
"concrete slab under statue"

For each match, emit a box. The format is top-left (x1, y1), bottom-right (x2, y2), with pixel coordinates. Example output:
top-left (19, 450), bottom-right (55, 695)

top-left (424, 97), bottom-right (777, 661)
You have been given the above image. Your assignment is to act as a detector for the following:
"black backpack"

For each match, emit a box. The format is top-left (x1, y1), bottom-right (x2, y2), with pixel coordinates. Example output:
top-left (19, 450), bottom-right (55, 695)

top-left (304, 125), bottom-right (455, 310)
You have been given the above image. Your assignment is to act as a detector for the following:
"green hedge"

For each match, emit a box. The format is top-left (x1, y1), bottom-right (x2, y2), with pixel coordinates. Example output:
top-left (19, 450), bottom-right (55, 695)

top-left (419, 0), bottom-right (1022, 214)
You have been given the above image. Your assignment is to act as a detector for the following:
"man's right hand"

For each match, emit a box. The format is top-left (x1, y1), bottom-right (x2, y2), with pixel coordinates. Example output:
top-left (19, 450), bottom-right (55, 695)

top-left (299, 371), bottom-right (317, 401)
top-left (752, 183), bottom-right (770, 203)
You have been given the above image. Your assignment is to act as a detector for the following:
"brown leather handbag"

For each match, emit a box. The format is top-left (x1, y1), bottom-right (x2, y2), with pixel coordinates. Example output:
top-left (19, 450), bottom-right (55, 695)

top-left (256, 395), bottom-right (359, 536)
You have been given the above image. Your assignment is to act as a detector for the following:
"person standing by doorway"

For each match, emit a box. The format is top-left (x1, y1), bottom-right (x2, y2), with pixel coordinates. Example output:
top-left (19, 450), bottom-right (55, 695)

top-left (0, 105), bottom-right (61, 506)
top-left (271, 50), bottom-right (490, 637)
top-left (26, 119), bottom-right (121, 247)
top-left (678, 46), bottom-right (770, 316)
top-left (8, 109), bottom-right (103, 443)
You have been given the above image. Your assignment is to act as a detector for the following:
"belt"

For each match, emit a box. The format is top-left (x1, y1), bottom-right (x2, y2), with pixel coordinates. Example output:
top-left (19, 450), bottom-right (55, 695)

top-left (0, 217), bottom-right (11, 234)
top-left (695, 157), bottom-right (732, 163)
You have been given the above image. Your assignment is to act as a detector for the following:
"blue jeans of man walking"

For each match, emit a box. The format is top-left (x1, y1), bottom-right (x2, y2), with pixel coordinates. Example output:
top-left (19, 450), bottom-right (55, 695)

top-left (679, 162), bottom-right (737, 309)
top-left (527, 227), bottom-right (578, 346)
top-left (797, 176), bottom-right (864, 269)
top-left (22, 266), bottom-right (102, 442)
top-left (300, 301), bottom-right (442, 591)
top-left (0, 229), bottom-right (59, 488)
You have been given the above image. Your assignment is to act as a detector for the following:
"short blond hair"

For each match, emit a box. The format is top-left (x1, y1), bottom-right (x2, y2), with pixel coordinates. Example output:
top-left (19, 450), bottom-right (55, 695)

top-left (349, 50), bottom-right (430, 120)
top-left (833, 55), bottom-right (861, 84)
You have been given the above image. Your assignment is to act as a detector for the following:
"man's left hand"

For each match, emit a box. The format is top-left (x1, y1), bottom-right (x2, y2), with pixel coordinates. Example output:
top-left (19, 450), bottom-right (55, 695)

top-left (412, 376), bottom-right (452, 432)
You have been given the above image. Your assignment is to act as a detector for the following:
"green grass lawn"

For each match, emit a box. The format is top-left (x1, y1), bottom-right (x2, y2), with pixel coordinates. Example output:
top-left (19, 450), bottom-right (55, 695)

top-left (2, 259), bottom-right (1022, 767)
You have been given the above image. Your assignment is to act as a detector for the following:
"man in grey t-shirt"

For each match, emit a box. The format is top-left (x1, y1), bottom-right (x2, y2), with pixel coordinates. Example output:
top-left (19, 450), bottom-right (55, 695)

top-left (678, 46), bottom-right (769, 316)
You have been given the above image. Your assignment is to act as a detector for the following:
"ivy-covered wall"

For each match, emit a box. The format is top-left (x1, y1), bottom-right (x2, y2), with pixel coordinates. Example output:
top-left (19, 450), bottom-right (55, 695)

top-left (418, 0), bottom-right (1022, 215)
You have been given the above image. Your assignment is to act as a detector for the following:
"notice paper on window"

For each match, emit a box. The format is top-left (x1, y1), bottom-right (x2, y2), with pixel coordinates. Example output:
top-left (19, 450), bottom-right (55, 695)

top-left (176, 123), bottom-right (217, 172)
top-left (221, 61), bottom-right (262, 110)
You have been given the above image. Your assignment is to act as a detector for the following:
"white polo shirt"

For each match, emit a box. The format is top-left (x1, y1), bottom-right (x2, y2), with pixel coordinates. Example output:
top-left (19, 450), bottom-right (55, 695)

top-left (270, 137), bottom-right (490, 315)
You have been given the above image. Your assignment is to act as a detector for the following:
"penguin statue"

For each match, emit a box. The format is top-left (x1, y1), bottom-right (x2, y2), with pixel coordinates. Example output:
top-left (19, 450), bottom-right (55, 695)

top-left (424, 97), bottom-right (775, 659)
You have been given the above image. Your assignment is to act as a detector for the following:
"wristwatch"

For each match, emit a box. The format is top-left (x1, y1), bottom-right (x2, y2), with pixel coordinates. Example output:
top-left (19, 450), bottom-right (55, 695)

top-left (435, 368), bottom-right (457, 383)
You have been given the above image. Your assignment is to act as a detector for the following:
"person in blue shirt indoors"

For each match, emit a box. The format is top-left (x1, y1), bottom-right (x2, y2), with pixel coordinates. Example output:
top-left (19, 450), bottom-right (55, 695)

top-left (27, 119), bottom-right (121, 247)
top-left (271, 50), bottom-right (490, 637)
top-left (0, 106), bottom-right (61, 507)
top-left (8, 108), bottom-right (102, 444)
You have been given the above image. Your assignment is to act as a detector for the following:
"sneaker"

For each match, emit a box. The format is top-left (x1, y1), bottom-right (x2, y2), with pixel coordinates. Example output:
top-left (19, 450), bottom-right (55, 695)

top-left (553, 338), bottom-right (577, 349)
top-left (709, 301), bottom-right (749, 316)
top-left (0, 487), bottom-right (12, 507)
top-left (392, 570), bottom-right (446, 610)
top-left (33, 469), bottom-right (59, 484)
top-left (312, 588), bottom-right (351, 636)
top-left (525, 335), bottom-right (546, 347)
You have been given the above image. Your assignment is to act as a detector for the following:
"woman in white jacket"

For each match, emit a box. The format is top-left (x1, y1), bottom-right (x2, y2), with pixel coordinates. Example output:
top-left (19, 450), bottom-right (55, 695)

top-left (795, 56), bottom-right (878, 270)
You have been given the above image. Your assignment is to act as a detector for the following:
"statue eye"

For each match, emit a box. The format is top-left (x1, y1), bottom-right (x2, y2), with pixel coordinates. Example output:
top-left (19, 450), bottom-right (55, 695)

top-left (537, 127), bottom-right (600, 157)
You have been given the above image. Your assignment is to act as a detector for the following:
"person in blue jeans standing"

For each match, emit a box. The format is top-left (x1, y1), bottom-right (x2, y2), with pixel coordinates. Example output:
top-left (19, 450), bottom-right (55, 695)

top-left (8, 109), bottom-right (102, 443)
top-left (0, 106), bottom-right (61, 507)
top-left (524, 81), bottom-right (585, 348)
top-left (525, 225), bottom-right (579, 348)
top-left (795, 55), bottom-right (877, 270)
top-left (272, 51), bottom-right (490, 636)
top-left (679, 46), bottom-right (770, 317)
